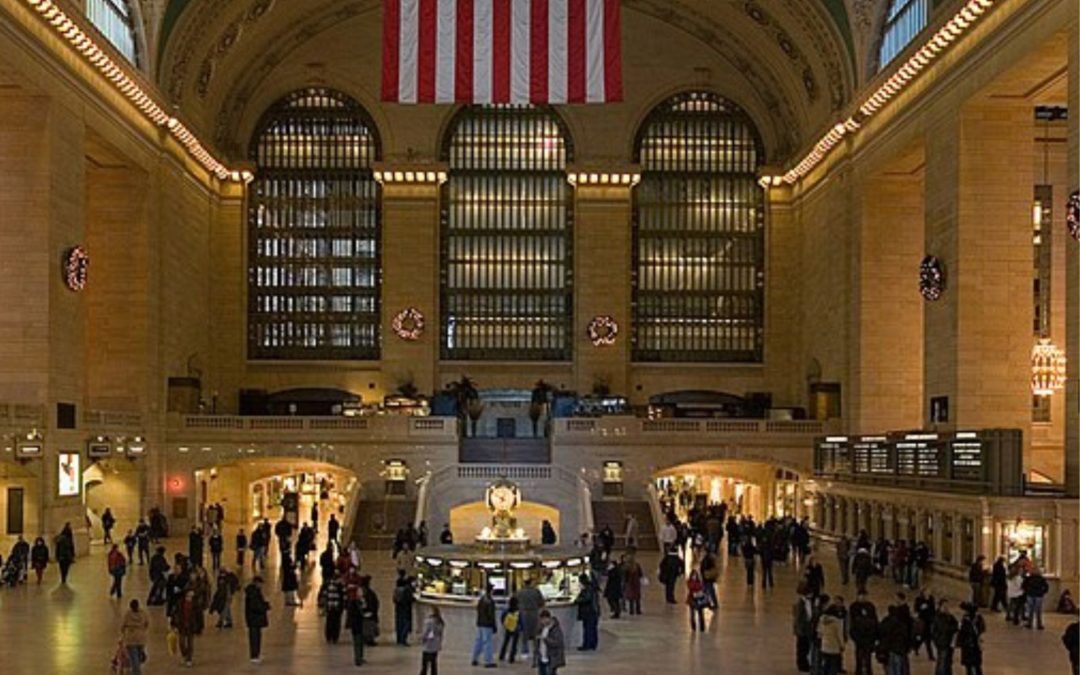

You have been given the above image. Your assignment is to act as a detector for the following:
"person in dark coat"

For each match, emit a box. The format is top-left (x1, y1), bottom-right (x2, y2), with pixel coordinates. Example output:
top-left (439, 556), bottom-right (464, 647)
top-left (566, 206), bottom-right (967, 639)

top-left (658, 546), bottom-right (683, 604)
top-left (989, 557), bottom-right (1008, 612)
top-left (878, 604), bottom-right (913, 675)
top-left (957, 602), bottom-right (985, 675)
top-left (541, 520), bottom-right (557, 545)
top-left (793, 590), bottom-right (815, 673)
top-left (848, 591), bottom-right (878, 675)
top-left (328, 514), bottom-right (341, 546)
top-left (346, 593), bottom-right (366, 666)
top-left (322, 574), bottom-right (346, 644)
top-left (244, 577), bottom-right (270, 663)
top-left (1063, 621), bottom-right (1079, 675)
top-left (208, 528), bottom-right (224, 572)
top-left (536, 610), bottom-right (566, 675)
top-left (393, 569), bottom-right (415, 645)
top-left (604, 558), bottom-right (624, 618)
top-left (188, 526), bottom-right (204, 569)
top-left (147, 547), bottom-right (170, 605)
top-left (172, 588), bottom-right (204, 667)
top-left (931, 599), bottom-right (960, 675)
top-left (360, 575), bottom-right (381, 646)
top-left (101, 507), bottom-right (116, 544)
top-left (281, 550), bottom-right (300, 606)
top-left (55, 523), bottom-right (76, 585)
top-left (30, 537), bottom-right (49, 585)
top-left (575, 574), bottom-right (600, 650)
top-left (914, 588), bottom-right (937, 660)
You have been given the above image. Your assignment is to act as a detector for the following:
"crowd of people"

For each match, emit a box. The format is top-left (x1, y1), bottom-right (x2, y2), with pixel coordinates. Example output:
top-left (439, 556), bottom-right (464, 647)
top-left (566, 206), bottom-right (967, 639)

top-left (1, 496), bottom-right (1076, 675)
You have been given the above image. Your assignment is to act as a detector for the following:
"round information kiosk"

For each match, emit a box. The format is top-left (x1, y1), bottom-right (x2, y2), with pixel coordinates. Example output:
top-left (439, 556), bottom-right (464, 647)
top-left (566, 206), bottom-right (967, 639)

top-left (414, 478), bottom-right (587, 652)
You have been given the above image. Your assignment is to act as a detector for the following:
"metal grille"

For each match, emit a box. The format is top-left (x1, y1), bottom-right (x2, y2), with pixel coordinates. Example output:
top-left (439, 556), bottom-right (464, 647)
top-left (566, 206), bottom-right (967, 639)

top-left (440, 105), bottom-right (573, 361)
top-left (247, 88), bottom-right (382, 360)
top-left (86, 0), bottom-right (138, 65)
top-left (879, 0), bottom-right (928, 68)
top-left (632, 91), bottom-right (765, 363)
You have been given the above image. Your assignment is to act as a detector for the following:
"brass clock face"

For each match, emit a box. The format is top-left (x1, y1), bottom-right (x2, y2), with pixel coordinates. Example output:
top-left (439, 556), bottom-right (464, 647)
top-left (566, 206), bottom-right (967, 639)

top-left (489, 485), bottom-right (516, 512)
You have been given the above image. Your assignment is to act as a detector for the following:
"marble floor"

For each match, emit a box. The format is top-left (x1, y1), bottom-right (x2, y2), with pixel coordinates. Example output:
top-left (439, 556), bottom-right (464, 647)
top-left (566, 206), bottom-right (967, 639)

top-left (0, 538), bottom-right (1073, 674)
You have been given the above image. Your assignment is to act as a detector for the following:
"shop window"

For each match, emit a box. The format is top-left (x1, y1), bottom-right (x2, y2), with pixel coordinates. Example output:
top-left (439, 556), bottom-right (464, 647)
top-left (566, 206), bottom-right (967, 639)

top-left (86, 0), bottom-right (139, 65)
top-left (440, 105), bottom-right (574, 361)
top-left (1002, 521), bottom-right (1046, 571)
top-left (632, 91), bottom-right (765, 363)
top-left (878, 0), bottom-right (928, 69)
top-left (247, 88), bottom-right (382, 360)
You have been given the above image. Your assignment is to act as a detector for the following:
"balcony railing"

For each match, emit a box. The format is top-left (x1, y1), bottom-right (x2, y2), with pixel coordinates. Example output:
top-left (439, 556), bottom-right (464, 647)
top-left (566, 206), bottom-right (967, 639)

top-left (553, 417), bottom-right (824, 438)
top-left (168, 414), bottom-right (458, 440)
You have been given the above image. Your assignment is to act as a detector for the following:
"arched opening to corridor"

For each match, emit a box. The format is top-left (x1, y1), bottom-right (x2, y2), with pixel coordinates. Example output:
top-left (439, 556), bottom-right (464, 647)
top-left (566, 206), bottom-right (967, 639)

top-left (653, 460), bottom-right (805, 523)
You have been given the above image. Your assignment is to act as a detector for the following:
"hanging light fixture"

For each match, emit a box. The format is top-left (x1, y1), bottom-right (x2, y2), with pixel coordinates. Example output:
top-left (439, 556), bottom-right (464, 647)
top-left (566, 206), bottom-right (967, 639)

top-left (1031, 338), bottom-right (1066, 397)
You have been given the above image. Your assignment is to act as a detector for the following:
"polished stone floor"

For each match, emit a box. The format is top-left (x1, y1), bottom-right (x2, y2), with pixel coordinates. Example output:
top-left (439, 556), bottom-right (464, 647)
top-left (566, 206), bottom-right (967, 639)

top-left (0, 538), bottom-right (1072, 674)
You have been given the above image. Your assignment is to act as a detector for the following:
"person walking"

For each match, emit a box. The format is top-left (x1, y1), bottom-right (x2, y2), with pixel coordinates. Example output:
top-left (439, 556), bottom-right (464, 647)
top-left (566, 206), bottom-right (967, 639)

top-left (120, 599), bottom-right (149, 675)
top-left (914, 588), bottom-right (937, 660)
top-left (211, 567), bottom-right (240, 628)
top-left (188, 526), bottom-right (204, 570)
top-left (328, 514), bottom-right (341, 547)
top-left (686, 570), bottom-right (708, 631)
top-left (575, 573), bottom-right (600, 650)
top-left (102, 507), bottom-right (116, 544)
top-left (420, 606), bottom-right (445, 675)
top-left (135, 519), bottom-right (151, 565)
top-left (623, 551), bottom-right (645, 615)
top-left (236, 528), bottom-right (248, 568)
top-left (471, 584), bottom-right (498, 667)
top-left (989, 557), bottom-right (1008, 612)
top-left (347, 589), bottom-right (367, 666)
top-left (761, 537), bottom-right (775, 590)
top-left (878, 604), bottom-right (912, 675)
top-left (659, 545), bottom-right (683, 604)
top-left (30, 537), bottom-right (48, 585)
top-left (741, 536), bottom-right (757, 586)
top-left (793, 590), bottom-right (815, 673)
top-left (123, 530), bottom-right (137, 562)
top-left (172, 589), bottom-right (203, 667)
top-left (818, 597), bottom-right (847, 675)
top-left (931, 599), bottom-right (959, 675)
top-left (55, 523), bottom-right (75, 585)
top-left (499, 596), bottom-right (522, 663)
top-left (393, 569), bottom-right (416, 645)
top-left (837, 536), bottom-right (852, 586)
top-left (323, 573), bottom-right (346, 643)
top-left (849, 591), bottom-right (878, 675)
top-left (516, 577), bottom-right (546, 658)
top-left (1022, 568), bottom-right (1049, 630)
top-left (604, 557), bottom-right (624, 618)
top-left (107, 544), bottom-right (127, 599)
top-left (853, 548), bottom-right (874, 595)
top-left (957, 602), bottom-right (985, 675)
top-left (536, 610), bottom-right (566, 675)
top-left (244, 576), bottom-right (271, 664)
top-left (967, 557), bottom-right (987, 608)
top-left (209, 528), bottom-right (224, 572)
top-left (281, 550), bottom-right (301, 607)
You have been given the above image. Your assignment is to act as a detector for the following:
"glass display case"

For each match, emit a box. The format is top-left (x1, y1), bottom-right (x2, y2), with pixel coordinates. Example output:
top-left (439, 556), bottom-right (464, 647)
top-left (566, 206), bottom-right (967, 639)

top-left (415, 547), bottom-right (588, 606)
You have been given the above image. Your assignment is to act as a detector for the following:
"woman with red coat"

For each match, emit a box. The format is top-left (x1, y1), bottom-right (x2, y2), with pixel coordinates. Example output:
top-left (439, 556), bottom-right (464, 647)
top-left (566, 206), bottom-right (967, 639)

top-left (107, 544), bottom-right (127, 599)
top-left (622, 552), bottom-right (645, 616)
top-left (686, 570), bottom-right (707, 631)
top-left (171, 589), bottom-right (204, 667)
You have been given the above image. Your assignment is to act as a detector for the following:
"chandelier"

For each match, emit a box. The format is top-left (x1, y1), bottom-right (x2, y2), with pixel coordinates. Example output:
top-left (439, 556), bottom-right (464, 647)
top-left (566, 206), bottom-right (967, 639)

top-left (1031, 338), bottom-right (1066, 397)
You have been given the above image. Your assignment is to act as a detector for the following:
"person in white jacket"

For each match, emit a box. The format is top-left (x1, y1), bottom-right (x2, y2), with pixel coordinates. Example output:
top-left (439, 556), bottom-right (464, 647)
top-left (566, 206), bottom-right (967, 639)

top-left (1006, 572), bottom-right (1025, 625)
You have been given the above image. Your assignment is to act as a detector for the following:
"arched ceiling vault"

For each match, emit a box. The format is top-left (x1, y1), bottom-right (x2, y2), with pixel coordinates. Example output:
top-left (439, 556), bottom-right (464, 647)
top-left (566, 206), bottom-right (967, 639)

top-left (152, 0), bottom-right (859, 164)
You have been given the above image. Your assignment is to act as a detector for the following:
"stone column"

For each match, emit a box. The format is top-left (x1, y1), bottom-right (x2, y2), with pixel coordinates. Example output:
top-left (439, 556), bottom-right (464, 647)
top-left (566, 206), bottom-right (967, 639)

top-left (572, 180), bottom-right (632, 398)
top-left (1065, 21), bottom-right (1079, 497)
top-left (931, 511), bottom-right (944, 562)
top-left (380, 178), bottom-right (441, 395)
top-left (851, 172), bottom-right (924, 433)
top-left (923, 104), bottom-right (1033, 443)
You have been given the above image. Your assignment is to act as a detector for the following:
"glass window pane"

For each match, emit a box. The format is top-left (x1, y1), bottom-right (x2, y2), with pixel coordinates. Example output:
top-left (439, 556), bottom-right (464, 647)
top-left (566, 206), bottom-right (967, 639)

top-left (85, 0), bottom-right (139, 65)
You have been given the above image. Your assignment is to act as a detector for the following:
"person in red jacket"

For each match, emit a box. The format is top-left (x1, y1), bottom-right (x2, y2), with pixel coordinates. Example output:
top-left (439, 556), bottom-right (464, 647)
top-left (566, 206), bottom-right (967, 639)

top-left (686, 570), bottom-right (707, 631)
top-left (107, 544), bottom-right (127, 599)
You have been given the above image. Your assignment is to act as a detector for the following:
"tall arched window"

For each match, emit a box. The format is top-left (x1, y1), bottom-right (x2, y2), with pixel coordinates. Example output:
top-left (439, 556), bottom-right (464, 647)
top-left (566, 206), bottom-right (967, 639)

top-left (632, 91), bottom-right (765, 363)
top-left (86, 0), bottom-right (139, 65)
top-left (878, 0), bottom-right (928, 69)
top-left (440, 105), bottom-right (574, 361)
top-left (248, 88), bottom-right (382, 360)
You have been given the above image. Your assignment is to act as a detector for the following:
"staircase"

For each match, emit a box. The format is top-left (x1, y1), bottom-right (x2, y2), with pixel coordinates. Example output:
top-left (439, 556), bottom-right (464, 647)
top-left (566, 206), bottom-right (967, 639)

top-left (348, 498), bottom-right (417, 550)
top-left (590, 499), bottom-right (658, 551)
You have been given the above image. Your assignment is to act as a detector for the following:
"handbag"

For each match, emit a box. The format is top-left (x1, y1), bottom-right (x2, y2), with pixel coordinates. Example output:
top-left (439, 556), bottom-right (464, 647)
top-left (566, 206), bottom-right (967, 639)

top-left (166, 629), bottom-right (179, 656)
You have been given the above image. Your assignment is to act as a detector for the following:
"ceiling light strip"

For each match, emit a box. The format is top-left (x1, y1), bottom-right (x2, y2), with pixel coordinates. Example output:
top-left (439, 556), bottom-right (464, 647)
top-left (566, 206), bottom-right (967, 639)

top-left (768, 0), bottom-right (997, 186)
top-left (22, 0), bottom-right (240, 182)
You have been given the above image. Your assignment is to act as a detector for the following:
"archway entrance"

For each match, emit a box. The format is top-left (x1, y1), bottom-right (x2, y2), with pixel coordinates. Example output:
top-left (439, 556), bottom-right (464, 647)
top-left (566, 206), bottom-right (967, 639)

top-left (193, 458), bottom-right (357, 532)
top-left (83, 459), bottom-right (142, 542)
top-left (653, 460), bottom-right (804, 523)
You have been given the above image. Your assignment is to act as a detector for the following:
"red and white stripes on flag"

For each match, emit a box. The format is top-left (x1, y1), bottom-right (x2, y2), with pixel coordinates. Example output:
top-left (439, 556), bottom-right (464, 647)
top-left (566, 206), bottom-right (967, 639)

top-left (382, 0), bottom-right (622, 104)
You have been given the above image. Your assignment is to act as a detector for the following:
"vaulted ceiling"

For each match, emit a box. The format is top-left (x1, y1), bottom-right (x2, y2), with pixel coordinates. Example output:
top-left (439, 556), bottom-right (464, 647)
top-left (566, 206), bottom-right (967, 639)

top-left (139, 0), bottom-right (895, 162)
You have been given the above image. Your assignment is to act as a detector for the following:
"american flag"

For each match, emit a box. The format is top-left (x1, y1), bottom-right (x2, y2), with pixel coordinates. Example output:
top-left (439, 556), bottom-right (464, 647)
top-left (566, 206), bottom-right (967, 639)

top-left (382, 0), bottom-right (623, 104)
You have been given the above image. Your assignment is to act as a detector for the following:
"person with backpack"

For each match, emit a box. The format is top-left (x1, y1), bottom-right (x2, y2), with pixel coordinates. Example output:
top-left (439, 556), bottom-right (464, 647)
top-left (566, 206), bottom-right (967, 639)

top-left (420, 606), bottom-right (445, 674)
top-left (957, 602), bottom-right (985, 675)
top-left (1022, 568), bottom-right (1050, 630)
top-left (210, 567), bottom-right (240, 628)
top-left (499, 596), bottom-right (522, 663)
top-left (393, 569), bottom-right (415, 645)
top-left (931, 599), bottom-right (960, 675)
